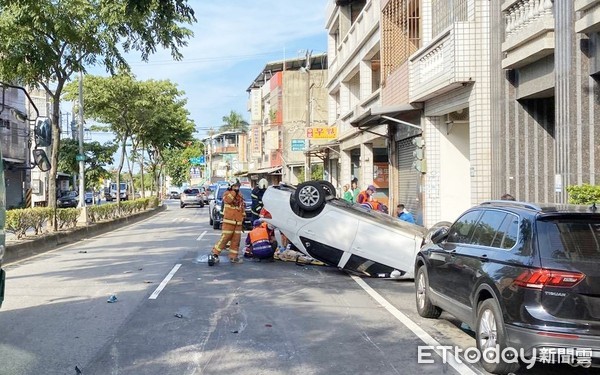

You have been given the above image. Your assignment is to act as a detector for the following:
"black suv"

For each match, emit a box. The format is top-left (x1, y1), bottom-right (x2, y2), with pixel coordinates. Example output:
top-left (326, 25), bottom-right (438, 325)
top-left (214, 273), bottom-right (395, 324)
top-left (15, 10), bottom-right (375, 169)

top-left (209, 185), bottom-right (252, 230)
top-left (415, 200), bottom-right (600, 374)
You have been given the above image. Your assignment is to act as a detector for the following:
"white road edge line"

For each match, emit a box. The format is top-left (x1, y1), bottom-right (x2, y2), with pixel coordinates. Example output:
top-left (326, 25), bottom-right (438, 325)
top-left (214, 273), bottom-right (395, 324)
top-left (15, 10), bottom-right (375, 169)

top-left (196, 231), bottom-right (207, 241)
top-left (350, 275), bottom-right (482, 375)
top-left (149, 264), bottom-right (182, 300)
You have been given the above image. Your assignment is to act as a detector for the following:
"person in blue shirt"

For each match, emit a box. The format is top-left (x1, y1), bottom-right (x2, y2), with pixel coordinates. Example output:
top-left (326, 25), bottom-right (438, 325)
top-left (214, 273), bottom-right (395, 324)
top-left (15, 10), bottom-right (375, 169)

top-left (396, 203), bottom-right (415, 224)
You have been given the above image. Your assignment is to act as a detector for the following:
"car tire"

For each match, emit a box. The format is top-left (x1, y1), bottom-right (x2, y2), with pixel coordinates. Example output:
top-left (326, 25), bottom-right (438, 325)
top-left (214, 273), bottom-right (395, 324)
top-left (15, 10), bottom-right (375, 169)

top-left (180, 203), bottom-right (185, 208)
top-left (209, 216), bottom-right (213, 226)
top-left (213, 220), bottom-right (220, 230)
top-left (319, 181), bottom-right (337, 199)
top-left (415, 265), bottom-right (442, 319)
top-left (475, 298), bottom-right (520, 374)
top-left (294, 181), bottom-right (326, 211)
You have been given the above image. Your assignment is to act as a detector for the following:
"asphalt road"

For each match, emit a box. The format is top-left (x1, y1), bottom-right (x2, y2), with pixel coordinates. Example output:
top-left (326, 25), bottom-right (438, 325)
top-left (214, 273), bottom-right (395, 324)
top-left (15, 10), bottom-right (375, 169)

top-left (0, 200), bottom-right (596, 375)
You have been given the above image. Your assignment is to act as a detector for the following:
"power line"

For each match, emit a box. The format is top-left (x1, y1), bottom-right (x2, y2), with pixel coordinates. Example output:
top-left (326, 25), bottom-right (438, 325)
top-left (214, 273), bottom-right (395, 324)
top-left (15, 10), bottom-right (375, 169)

top-left (128, 51), bottom-right (285, 67)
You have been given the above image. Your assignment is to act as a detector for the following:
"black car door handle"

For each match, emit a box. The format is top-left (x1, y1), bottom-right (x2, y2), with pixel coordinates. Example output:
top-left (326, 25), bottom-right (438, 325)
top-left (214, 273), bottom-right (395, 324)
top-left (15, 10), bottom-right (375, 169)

top-left (479, 254), bottom-right (489, 262)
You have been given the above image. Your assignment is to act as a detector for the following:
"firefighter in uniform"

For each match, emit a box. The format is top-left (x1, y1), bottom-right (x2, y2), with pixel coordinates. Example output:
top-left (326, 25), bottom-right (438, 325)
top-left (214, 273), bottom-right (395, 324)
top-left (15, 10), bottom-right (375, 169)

top-left (208, 179), bottom-right (246, 265)
top-left (250, 178), bottom-right (268, 222)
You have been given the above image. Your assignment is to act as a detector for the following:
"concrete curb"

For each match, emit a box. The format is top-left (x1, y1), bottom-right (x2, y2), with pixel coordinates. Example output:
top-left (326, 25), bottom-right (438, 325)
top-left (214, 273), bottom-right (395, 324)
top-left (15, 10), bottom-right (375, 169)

top-left (4, 204), bottom-right (167, 265)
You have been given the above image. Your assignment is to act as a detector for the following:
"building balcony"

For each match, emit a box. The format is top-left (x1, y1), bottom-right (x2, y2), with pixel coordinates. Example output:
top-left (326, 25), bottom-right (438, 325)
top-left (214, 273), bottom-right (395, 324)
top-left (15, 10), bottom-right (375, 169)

top-left (328, 0), bottom-right (380, 80)
top-left (501, 0), bottom-right (555, 69)
top-left (338, 89), bottom-right (380, 141)
top-left (408, 25), bottom-right (474, 102)
top-left (575, 0), bottom-right (600, 33)
top-left (212, 145), bottom-right (240, 155)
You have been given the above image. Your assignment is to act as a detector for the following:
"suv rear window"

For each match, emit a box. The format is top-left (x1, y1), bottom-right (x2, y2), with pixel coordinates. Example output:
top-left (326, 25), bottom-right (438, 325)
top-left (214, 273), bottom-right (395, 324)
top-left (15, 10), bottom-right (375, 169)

top-left (183, 188), bottom-right (199, 195)
top-left (537, 218), bottom-right (600, 262)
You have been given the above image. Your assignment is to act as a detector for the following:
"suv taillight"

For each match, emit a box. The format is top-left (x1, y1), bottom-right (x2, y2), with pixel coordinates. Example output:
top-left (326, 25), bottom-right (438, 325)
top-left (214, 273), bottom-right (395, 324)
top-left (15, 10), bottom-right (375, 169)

top-left (514, 269), bottom-right (585, 289)
top-left (260, 208), bottom-right (272, 219)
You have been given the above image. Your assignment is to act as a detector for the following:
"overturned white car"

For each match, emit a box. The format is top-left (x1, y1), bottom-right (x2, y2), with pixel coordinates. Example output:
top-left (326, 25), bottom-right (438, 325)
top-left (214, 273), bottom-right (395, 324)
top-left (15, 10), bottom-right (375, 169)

top-left (261, 181), bottom-right (426, 278)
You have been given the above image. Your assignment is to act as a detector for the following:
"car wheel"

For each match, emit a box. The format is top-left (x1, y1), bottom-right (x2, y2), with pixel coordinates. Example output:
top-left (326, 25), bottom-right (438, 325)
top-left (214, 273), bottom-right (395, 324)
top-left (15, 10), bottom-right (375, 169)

top-left (319, 181), bottom-right (337, 199)
top-left (213, 220), bottom-right (219, 230)
top-left (415, 265), bottom-right (442, 318)
top-left (180, 203), bottom-right (185, 208)
top-left (294, 181), bottom-right (326, 211)
top-left (476, 298), bottom-right (520, 374)
top-left (209, 216), bottom-right (213, 226)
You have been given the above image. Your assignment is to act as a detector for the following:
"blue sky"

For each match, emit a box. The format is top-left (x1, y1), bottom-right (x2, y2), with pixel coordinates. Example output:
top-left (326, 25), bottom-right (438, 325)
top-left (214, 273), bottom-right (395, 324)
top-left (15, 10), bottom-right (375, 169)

top-left (117, 0), bottom-right (328, 138)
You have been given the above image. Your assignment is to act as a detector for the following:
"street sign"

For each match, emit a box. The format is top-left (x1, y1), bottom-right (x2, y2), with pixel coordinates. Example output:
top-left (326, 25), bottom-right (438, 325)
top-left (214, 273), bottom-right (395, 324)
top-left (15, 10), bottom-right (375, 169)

top-left (76, 154), bottom-right (86, 161)
top-left (291, 139), bottom-right (306, 151)
top-left (189, 156), bottom-right (205, 165)
top-left (306, 126), bottom-right (338, 139)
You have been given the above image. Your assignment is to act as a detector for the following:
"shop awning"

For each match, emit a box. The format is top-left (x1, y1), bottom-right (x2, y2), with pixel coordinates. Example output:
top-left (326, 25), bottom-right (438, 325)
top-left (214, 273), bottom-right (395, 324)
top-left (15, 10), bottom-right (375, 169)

top-left (350, 103), bottom-right (423, 129)
top-left (304, 141), bottom-right (340, 160)
top-left (248, 166), bottom-right (282, 175)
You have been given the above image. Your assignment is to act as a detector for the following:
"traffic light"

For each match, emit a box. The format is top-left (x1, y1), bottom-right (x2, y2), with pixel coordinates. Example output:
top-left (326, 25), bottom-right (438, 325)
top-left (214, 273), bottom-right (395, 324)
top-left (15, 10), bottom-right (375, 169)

top-left (412, 136), bottom-right (426, 173)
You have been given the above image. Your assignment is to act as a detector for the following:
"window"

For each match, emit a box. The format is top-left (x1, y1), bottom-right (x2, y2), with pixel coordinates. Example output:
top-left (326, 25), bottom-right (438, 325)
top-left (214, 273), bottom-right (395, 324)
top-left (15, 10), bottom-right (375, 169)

top-left (471, 210), bottom-right (508, 247)
top-left (432, 0), bottom-right (469, 38)
top-left (447, 210), bottom-right (482, 244)
top-left (382, 0), bottom-right (421, 78)
top-left (537, 219), bottom-right (600, 262)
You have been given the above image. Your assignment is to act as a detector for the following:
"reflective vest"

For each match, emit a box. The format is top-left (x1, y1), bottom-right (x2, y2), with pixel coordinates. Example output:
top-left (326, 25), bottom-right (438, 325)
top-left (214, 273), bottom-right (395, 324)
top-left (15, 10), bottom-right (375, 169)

top-left (356, 191), bottom-right (370, 204)
top-left (249, 225), bottom-right (269, 243)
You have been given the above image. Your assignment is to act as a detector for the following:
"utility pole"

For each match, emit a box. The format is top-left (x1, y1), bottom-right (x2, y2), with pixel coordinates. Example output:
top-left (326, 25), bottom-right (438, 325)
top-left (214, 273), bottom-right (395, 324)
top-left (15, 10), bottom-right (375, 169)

top-left (304, 50), bottom-right (312, 182)
top-left (77, 68), bottom-right (87, 222)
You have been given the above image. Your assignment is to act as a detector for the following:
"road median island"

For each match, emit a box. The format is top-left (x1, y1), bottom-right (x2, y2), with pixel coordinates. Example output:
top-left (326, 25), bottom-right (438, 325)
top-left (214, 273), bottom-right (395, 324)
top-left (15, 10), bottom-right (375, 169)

top-left (4, 203), bottom-right (167, 264)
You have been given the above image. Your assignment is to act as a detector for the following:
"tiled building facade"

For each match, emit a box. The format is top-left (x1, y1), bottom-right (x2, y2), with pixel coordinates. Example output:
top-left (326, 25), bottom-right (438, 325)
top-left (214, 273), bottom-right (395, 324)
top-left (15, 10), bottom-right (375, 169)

top-left (491, 0), bottom-right (600, 203)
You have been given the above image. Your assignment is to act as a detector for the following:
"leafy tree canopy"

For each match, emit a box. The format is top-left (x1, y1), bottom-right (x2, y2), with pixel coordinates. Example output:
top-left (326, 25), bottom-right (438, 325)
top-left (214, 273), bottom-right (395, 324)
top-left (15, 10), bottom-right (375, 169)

top-left (163, 141), bottom-right (203, 187)
top-left (58, 139), bottom-right (118, 191)
top-left (220, 110), bottom-right (249, 132)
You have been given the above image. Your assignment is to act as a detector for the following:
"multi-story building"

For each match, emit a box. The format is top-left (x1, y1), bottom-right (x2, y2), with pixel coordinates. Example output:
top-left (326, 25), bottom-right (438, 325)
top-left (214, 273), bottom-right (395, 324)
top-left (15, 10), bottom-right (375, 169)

top-left (491, 0), bottom-right (600, 204)
top-left (327, 0), bottom-right (492, 226)
top-left (247, 54), bottom-right (328, 185)
top-left (0, 85), bottom-right (29, 209)
top-left (325, 0), bottom-right (386, 202)
top-left (204, 131), bottom-right (248, 183)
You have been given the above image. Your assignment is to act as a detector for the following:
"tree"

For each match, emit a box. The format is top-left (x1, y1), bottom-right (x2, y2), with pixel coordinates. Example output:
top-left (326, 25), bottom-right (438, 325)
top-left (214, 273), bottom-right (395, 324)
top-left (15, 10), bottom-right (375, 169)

top-left (163, 141), bottom-right (204, 186)
top-left (64, 74), bottom-right (195, 199)
top-left (220, 110), bottom-right (249, 132)
top-left (57, 139), bottom-right (118, 191)
top-left (0, 0), bottom-right (194, 208)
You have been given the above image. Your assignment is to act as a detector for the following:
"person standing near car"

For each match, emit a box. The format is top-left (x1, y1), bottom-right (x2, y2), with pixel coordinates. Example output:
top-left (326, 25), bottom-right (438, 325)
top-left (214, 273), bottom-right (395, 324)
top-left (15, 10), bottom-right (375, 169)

top-left (351, 178), bottom-right (360, 202)
top-left (342, 184), bottom-right (354, 203)
top-left (208, 180), bottom-right (245, 265)
top-left (396, 204), bottom-right (415, 224)
top-left (250, 178), bottom-right (268, 222)
top-left (356, 184), bottom-right (376, 204)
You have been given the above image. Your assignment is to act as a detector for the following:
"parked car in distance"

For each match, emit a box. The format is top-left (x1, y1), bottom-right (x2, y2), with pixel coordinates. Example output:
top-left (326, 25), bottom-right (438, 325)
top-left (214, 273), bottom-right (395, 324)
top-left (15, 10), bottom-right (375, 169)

top-left (103, 187), bottom-right (111, 201)
top-left (415, 200), bottom-right (600, 374)
top-left (261, 181), bottom-right (426, 278)
top-left (84, 192), bottom-right (93, 204)
top-left (169, 190), bottom-right (180, 199)
top-left (57, 191), bottom-right (79, 208)
top-left (209, 184), bottom-right (252, 230)
top-left (180, 188), bottom-right (204, 208)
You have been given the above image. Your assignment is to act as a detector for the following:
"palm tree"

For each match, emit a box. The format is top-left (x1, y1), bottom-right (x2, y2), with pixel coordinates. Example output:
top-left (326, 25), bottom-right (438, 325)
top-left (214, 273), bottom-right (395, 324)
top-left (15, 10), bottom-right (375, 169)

top-left (220, 110), bottom-right (249, 132)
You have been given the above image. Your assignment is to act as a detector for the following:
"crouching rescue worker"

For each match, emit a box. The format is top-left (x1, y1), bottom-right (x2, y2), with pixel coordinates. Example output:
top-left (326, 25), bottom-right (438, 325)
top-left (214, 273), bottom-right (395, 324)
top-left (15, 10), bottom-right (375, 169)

top-left (208, 180), bottom-right (245, 265)
top-left (244, 219), bottom-right (276, 261)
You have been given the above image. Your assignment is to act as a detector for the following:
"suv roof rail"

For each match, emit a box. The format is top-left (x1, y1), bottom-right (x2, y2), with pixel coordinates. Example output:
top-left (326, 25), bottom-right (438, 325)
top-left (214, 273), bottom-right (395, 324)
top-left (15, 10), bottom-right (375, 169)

top-left (479, 200), bottom-right (542, 211)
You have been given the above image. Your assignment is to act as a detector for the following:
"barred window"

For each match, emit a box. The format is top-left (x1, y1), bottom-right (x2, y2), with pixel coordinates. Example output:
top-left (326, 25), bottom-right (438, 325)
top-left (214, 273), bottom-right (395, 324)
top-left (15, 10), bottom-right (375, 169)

top-left (432, 0), bottom-right (469, 37)
top-left (382, 0), bottom-right (421, 79)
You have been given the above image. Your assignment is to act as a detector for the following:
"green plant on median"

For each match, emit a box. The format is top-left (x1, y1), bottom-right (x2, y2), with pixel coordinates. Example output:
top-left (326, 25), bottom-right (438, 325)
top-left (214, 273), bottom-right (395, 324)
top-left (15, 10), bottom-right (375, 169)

top-left (566, 184), bottom-right (600, 204)
top-left (7, 197), bottom-right (160, 239)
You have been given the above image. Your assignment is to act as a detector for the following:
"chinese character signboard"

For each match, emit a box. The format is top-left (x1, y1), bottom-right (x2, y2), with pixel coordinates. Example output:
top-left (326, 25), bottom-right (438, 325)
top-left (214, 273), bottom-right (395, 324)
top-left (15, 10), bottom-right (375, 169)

top-left (306, 127), bottom-right (338, 139)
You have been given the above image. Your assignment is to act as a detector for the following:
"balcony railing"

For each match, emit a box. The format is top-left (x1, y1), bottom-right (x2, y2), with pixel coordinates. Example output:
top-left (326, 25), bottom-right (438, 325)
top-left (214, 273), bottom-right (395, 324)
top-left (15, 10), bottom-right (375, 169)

top-left (328, 0), bottom-right (380, 81)
top-left (409, 26), bottom-right (473, 102)
top-left (575, 0), bottom-right (600, 33)
top-left (212, 146), bottom-right (239, 155)
top-left (501, 0), bottom-right (555, 69)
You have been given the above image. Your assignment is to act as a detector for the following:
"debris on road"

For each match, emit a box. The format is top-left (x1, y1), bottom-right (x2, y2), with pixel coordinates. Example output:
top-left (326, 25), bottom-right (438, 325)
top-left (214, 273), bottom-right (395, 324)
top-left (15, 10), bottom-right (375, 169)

top-left (107, 295), bottom-right (118, 303)
top-left (143, 280), bottom-right (153, 283)
top-left (123, 270), bottom-right (132, 274)
top-left (265, 324), bottom-right (272, 328)
top-left (174, 313), bottom-right (183, 318)
top-left (231, 330), bottom-right (239, 334)
top-left (78, 251), bottom-right (87, 254)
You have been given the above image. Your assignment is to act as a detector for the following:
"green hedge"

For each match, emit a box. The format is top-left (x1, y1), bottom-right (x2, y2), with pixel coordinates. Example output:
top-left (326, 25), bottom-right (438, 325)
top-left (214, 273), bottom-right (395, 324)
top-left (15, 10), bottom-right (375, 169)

top-left (6, 196), bottom-right (161, 239)
top-left (566, 184), bottom-right (600, 204)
